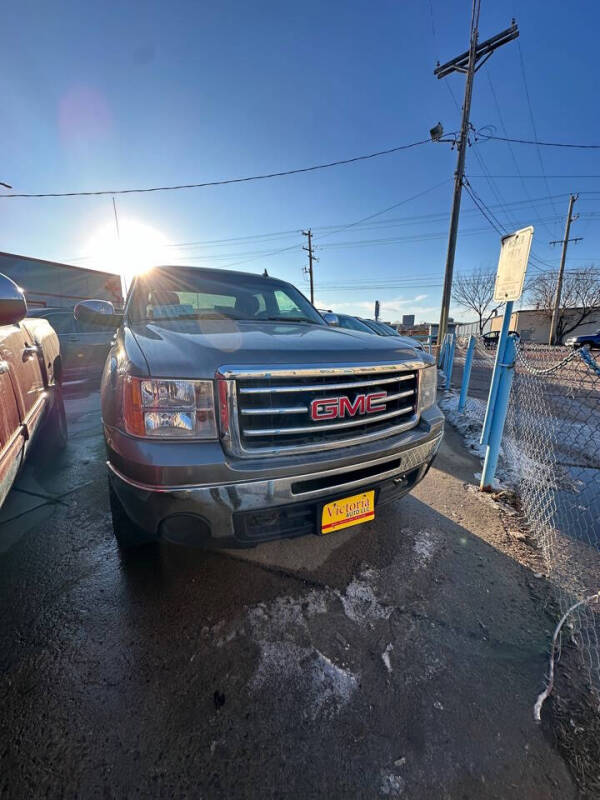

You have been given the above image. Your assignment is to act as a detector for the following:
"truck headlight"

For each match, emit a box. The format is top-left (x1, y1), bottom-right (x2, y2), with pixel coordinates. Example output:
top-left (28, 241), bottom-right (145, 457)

top-left (123, 377), bottom-right (217, 439)
top-left (418, 364), bottom-right (437, 414)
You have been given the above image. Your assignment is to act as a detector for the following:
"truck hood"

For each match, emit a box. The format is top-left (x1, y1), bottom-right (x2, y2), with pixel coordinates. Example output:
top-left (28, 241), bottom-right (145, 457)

top-left (128, 319), bottom-right (426, 378)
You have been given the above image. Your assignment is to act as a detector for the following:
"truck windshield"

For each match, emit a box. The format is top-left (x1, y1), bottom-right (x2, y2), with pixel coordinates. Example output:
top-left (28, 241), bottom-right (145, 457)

top-left (127, 267), bottom-right (324, 325)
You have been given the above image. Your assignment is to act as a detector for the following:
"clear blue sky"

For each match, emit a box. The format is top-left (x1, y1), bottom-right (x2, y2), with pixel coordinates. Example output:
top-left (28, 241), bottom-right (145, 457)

top-left (2, 0), bottom-right (600, 322)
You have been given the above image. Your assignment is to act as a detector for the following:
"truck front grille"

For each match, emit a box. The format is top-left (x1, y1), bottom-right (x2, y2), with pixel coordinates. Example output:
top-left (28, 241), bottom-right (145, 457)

top-left (232, 366), bottom-right (419, 454)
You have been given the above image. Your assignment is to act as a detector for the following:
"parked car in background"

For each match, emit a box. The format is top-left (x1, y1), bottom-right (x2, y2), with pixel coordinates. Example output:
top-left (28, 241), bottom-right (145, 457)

top-left (0, 273), bottom-right (67, 511)
top-left (564, 329), bottom-right (600, 350)
top-left (325, 313), bottom-right (423, 350)
top-left (360, 318), bottom-right (424, 350)
top-left (360, 318), bottom-right (398, 336)
top-left (27, 306), bottom-right (116, 381)
top-left (334, 313), bottom-right (375, 334)
top-left (77, 265), bottom-right (442, 549)
top-left (482, 330), bottom-right (519, 349)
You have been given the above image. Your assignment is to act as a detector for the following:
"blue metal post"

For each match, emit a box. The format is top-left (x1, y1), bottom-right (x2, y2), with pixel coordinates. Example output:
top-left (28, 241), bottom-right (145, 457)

top-left (480, 334), bottom-right (517, 490)
top-left (458, 335), bottom-right (476, 412)
top-left (480, 300), bottom-right (514, 446)
top-left (445, 332), bottom-right (456, 388)
top-left (439, 334), bottom-right (447, 371)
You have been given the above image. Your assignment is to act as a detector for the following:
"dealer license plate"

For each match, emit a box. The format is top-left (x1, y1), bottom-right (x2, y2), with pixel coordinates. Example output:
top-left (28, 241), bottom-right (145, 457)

top-left (321, 490), bottom-right (375, 535)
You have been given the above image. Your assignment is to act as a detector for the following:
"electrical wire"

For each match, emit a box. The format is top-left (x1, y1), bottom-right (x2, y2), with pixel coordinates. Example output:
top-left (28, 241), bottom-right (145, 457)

top-left (463, 178), bottom-right (566, 273)
top-left (485, 68), bottom-right (555, 238)
top-left (463, 179), bottom-right (506, 236)
top-left (0, 138), bottom-right (433, 199)
top-left (477, 132), bottom-right (600, 150)
top-left (312, 179), bottom-right (451, 243)
top-left (516, 40), bottom-right (559, 225)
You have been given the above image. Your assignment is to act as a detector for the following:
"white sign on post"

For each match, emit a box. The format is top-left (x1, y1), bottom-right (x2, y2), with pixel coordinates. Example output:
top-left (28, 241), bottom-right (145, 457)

top-left (493, 226), bottom-right (534, 302)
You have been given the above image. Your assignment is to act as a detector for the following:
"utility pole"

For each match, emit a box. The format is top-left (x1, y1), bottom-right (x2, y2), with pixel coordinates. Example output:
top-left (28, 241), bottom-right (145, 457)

top-left (548, 194), bottom-right (581, 345)
top-left (302, 229), bottom-right (316, 304)
top-left (374, 300), bottom-right (380, 321)
top-left (434, 3), bottom-right (519, 352)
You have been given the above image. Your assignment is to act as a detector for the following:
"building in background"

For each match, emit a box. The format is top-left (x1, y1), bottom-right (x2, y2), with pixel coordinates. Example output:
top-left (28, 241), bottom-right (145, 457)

top-left (0, 252), bottom-right (123, 309)
top-left (401, 314), bottom-right (415, 328)
top-left (489, 307), bottom-right (600, 344)
top-left (428, 319), bottom-right (456, 344)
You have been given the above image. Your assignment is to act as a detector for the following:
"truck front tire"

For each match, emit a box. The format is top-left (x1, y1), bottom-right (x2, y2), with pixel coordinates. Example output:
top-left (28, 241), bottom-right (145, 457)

top-left (108, 478), bottom-right (155, 549)
top-left (43, 385), bottom-right (68, 451)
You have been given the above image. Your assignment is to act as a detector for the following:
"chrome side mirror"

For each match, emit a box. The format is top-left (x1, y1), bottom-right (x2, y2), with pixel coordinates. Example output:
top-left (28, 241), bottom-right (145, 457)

top-left (322, 312), bottom-right (340, 327)
top-left (74, 299), bottom-right (122, 328)
top-left (0, 272), bottom-right (27, 325)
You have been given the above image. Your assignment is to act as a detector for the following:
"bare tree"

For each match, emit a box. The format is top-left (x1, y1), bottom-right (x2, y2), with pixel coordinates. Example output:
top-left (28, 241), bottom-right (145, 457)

top-left (452, 268), bottom-right (499, 334)
top-left (528, 266), bottom-right (600, 340)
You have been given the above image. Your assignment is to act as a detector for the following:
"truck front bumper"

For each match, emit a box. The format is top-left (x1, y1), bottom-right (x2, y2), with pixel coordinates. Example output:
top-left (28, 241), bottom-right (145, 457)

top-left (107, 424), bottom-right (443, 546)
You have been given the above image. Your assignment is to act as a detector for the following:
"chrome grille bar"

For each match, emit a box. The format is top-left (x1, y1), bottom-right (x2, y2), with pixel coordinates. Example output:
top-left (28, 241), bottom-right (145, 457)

top-left (241, 405), bottom-right (307, 415)
top-left (242, 405), bottom-right (414, 436)
top-left (238, 374), bottom-right (414, 394)
top-left (239, 388), bottom-right (415, 417)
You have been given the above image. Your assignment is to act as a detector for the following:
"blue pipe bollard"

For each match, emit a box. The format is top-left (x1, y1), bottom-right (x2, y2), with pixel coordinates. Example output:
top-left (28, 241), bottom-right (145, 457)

top-left (439, 334), bottom-right (448, 371)
top-left (458, 335), bottom-right (476, 412)
top-left (444, 333), bottom-right (456, 389)
top-left (481, 300), bottom-right (513, 446)
top-left (480, 334), bottom-right (517, 490)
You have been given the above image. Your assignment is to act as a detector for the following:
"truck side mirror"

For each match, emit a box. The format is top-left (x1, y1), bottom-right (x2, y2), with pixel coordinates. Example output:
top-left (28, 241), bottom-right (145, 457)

top-left (74, 299), bottom-right (122, 328)
top-left (0, 272), bottom-right (27, 325)
top-left (322, 312), bottom-right (340, 327)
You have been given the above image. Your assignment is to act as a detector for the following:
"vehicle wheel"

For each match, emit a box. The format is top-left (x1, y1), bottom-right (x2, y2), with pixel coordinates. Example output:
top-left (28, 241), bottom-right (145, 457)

top-left (108, 478), bottom-right (155, 549)
top-left (44, 385), bottom-right (68, 451)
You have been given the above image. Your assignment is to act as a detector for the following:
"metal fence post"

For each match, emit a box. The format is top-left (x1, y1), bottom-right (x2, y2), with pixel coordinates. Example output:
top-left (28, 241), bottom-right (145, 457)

top-left (458, 335), bottom-right (476, 412)
top-left (445, 332), bottom-right (456, 388)
top-left (481, 300), bottom-right (513, 446)
top-left (480, 333), bottom-right (517, 490)
top-left (439, 334), bottom-right (448, 371)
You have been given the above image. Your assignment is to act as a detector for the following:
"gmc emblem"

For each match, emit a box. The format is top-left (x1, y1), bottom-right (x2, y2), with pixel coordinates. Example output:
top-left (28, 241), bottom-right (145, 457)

top-left (310, 392), bottom-right (388, 421)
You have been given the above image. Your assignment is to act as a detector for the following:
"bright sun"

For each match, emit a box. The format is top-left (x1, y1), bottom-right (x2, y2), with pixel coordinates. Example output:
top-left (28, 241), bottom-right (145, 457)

top-left (84, 219), bottom-right (170, 288)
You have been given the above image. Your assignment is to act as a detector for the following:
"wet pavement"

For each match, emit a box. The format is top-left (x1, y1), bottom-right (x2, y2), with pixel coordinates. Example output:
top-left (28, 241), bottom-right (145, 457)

top-left (0, 386), bottom-right (575, 798)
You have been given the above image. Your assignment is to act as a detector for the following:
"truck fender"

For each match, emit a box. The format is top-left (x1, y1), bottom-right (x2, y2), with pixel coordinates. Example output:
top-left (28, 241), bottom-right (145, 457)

top-left (20, 318), bottom-right (61, 388)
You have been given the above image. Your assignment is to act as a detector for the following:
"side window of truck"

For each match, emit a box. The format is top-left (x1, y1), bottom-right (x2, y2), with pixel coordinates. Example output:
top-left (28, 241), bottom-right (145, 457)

top-left (273, 290), bottom-right (302, 315)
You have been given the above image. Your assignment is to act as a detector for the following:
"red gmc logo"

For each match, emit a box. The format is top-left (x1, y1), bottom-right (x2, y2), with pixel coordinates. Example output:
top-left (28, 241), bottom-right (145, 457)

top-left (310, 392), bottom-right (388, 421)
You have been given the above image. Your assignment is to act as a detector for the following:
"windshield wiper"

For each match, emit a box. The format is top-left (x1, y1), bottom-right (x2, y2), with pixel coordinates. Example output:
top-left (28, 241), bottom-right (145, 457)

top-left (261, 316), bottom-right (314, 324)
top-left (141, 312), bottom-right (244, 322)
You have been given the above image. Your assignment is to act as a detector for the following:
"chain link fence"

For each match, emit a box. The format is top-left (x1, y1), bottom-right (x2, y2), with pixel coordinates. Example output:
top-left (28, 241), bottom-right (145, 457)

top-left (443, 337), bottom-right (600, 706)
top-left (504, 343), bottom-right (600, 705)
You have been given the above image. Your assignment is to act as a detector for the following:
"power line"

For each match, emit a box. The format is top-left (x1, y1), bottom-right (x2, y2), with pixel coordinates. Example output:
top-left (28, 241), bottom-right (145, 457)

top-left (466, 174), bottom-right (600, 179)
top-left (477, 132), bottom-right (600, 150)
top-left (61, 190), bottom-right (597, 264)
top-left (516, 40), bottom-right (559, 226)
top-left (0, 138), bottom-right (433, 199)
top-left (463, 177), bottom-right (560, 273)
top-left (465, 193), bottom-right (504, 237)
top-left (485, 68), bottom-right (555, 237)
top-left (221, 179), bottom-right (452, 270)
top-left (312, 179), bottom-right (451, 243)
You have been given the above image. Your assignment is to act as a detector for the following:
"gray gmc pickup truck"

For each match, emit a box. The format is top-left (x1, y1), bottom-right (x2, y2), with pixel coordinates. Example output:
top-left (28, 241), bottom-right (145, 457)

top-left (76, 266), bottom-right (443, 548)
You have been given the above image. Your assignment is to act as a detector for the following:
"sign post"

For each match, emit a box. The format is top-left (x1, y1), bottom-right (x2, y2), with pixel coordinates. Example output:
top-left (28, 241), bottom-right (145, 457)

top-left (480, 227), bottom-right (533, 489)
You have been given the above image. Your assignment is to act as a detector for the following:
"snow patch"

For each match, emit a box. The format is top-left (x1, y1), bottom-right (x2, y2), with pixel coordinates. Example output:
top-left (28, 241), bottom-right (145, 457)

top-left (382, 643), bottom-right (393, 673)
top-left (413, 530), bottom-right (436, 565)
top-left (251, 641), bottom-right (358, 719)
top-left (337, 569), bottom-right (392, 624)
top-left (244, 588), bottom-right (358, 719)
top-left (379, 770), bottom-right (405, 796)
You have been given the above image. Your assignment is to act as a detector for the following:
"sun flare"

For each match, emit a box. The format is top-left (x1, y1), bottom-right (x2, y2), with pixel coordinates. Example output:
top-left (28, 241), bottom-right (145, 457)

top-left (84, 219), bottom-right (170, 288)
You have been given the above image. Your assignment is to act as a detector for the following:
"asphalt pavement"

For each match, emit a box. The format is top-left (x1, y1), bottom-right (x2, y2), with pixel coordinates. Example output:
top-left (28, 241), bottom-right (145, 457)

top-left (0, 385), bottom-right (576, 799)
